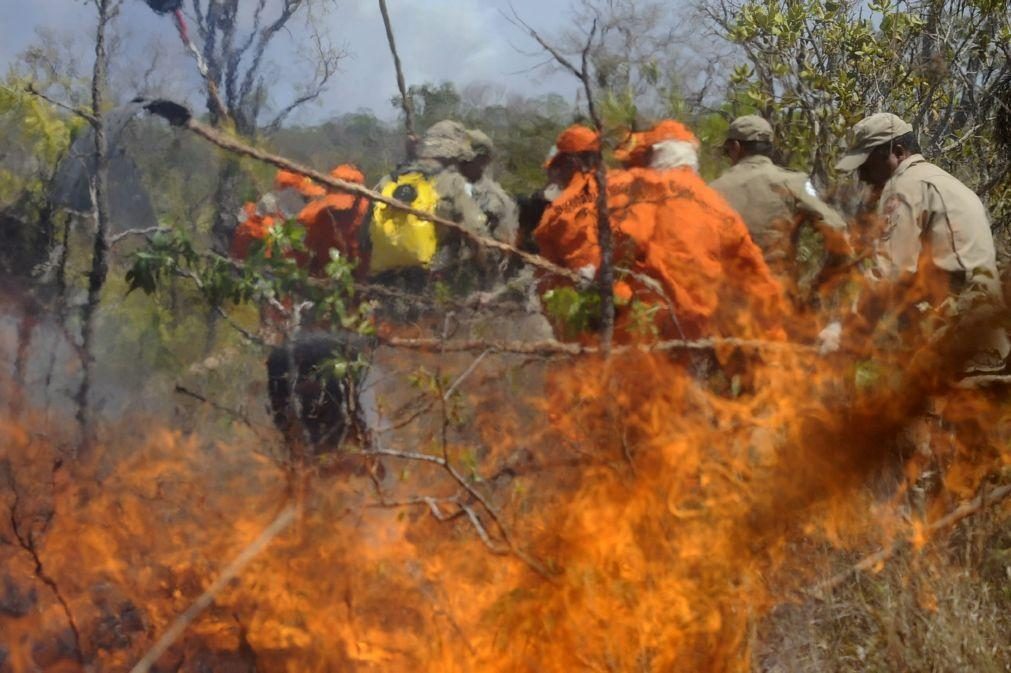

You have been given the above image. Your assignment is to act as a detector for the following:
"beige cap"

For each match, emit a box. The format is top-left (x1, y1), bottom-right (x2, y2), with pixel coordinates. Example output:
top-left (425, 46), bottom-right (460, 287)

top-left (417, 120), bottom-right (476, 162)
top-left (727, 115), bottom-right (773, 142)
top-left (835, 113), bottom-right (914, 172)
top-left (467, 129), bottom-right (494, 157)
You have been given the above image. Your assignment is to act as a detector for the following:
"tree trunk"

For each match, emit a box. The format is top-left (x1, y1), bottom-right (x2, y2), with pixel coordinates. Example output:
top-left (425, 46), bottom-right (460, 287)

top-left (593, 162), bottom-right (615, 352)
top-left (210, 157), bottom-right (244, 254)
top-left (76, 0), bottom-right (113, 454)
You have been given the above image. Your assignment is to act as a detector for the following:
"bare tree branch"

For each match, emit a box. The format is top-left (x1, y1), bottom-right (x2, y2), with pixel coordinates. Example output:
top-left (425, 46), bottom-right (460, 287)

top-left (128, 504), bottom-right (298, 673)
top-left (6, 473), bottom-right (85, 666)
top-left (16, 83), bottom-right (98, 125)
top-left (110, 226), bottom-right (172, 245)
top-left (237, 0), bottom-right (302, 115)
top-left (378, 0), bottom-right (418, 154)
top-left (265, 22), bottom-right (343, 131)
top-left (141, 101), bottom-right (584, 283)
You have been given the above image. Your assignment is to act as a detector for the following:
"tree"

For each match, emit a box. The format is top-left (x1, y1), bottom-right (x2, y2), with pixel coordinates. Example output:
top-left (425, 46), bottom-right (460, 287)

top-left (0, 76), bottom-right (84, 279)
top-left (703, 0), bottom-right (1011, 207)
top-left (75, 0), bottom-right (121, 449)
top-left (178, 0), bottom-right (346, 249)
top-left (553, 0), bottom-right (735, 129)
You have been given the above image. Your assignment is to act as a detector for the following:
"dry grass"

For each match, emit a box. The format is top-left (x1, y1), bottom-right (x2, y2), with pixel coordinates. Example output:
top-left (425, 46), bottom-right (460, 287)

top-left (757, 503), bottom-right (1011, 672)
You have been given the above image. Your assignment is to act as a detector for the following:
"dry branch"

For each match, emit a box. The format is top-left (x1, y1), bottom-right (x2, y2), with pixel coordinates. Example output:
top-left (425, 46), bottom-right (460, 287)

top-left (129, 504), bottom-right (298, 673)
top-left (141, 100), bottom-right (582, 284)
top-left (7, 475), bottom-right (84, 665)
top-left (168, 7), bottom-right (230, 122)
top-left (173, 384), bottom-right (261, 432)
top-left (365, 443), bottom-right (554, 580)
top-left (382, 335), bottom-right (817, 356)
top-left (378, 0), bottom-right (417, 152)
top-left (18, 83), bottom-right (98, 126)
top-left (810, 482), bottom-right (1011, 597)
top-left (110, 226), bottom-right (172, 245)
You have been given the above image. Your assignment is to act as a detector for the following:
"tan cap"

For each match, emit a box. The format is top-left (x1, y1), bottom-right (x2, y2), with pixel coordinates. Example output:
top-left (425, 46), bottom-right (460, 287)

top-left (466, 129), bottom-right (494, 157)
top-left (835, 113), bottom-right (913, 172)
top-left (417, 120), bottom-right (476, 162)
top-left (727, 115), bottom-right (773, 142)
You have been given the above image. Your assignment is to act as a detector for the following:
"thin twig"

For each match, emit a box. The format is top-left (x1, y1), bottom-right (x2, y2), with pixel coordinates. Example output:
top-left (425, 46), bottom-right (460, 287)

top-left (368, 495), bottom-right (463, 522)
top-left (365, 445), bottom-right (554, 580)
top-left (128, 504), bottom-right (298, 673)
top-left (172, 266), bottom-right (267, 346)
top-left (110, 226), bottom-right (172, 245)
top-left (443, 349), bottom-right (491, 400)
top-left (7, 475), bottom-right (85, 666)
top-left (459, 502), bottom-right (510, 554)
top-left (173, 384), bottom-right (263, 432)
top-left (368, 447), bottom-right (448, 467)
top-left (18, 83), bottom-right (99, 125)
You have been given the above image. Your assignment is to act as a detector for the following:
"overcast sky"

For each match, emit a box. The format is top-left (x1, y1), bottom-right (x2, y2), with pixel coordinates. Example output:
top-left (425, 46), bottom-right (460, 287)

top-left (0, 0), bottom-right (584, 123)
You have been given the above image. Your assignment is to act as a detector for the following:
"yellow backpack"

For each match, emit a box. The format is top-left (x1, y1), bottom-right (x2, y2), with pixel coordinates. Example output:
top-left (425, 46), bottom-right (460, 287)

top-left (368, 171), bottom-right (439, 273)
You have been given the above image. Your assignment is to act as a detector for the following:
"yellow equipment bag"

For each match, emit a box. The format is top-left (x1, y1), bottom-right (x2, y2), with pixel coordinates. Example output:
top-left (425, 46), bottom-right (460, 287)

top-left (369, 171), bottom-right (439, 273)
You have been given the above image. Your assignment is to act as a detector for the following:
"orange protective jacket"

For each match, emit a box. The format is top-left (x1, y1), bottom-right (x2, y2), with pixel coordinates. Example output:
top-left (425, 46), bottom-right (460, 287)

top-left (297, 191), bottom-right (370, 278)
top-left (611, 167), bottom-right (786, 340)
top-left (534, 171), bottom-right (602, 274)
top-left (533, 167), bottom-right (787, 341)
top-left (231, 202), bottom-right (279, 261)
top-left (231, 167), bottom-right (369, 279)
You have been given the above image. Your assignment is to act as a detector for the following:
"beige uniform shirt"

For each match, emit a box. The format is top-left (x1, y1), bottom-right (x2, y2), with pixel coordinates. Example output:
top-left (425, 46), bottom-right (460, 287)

top-left (875, 154), bottom-right (1008, 370)
top-left (875, 155), bottom-right (998, 286)
top-left (710, 155), bottom-right (846, 268)
top-left (471, 175), bottom-right (519, 245)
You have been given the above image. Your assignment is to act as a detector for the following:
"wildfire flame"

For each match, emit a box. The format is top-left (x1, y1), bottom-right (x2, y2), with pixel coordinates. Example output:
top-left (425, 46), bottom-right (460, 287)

top-left (1, 293), bottom-right (1009, 672)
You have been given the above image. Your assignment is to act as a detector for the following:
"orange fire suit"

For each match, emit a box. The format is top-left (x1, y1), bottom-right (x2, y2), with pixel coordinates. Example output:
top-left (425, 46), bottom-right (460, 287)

top-left (534, 170), bottom-right (602, 274)
top-left (231, 202), bottom-right (279, 261)
top-left (610, 166), bottom-right (786, 340)
top-left (296, 165), bottom-right (370, 278)
top-left (231, 166), bottom-right (369, 279)
top-left (534, 167), bottom-right (786, 341)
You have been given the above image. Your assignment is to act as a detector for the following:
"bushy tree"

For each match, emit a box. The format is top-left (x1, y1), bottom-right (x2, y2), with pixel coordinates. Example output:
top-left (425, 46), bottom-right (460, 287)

top-left (704, 0), bottom-right (1011, 211)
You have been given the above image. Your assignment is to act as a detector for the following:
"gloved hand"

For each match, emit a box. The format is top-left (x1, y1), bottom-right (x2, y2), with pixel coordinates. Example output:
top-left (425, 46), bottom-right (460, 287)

top-left (817, 321), bottom-right (842, 355)
top-left (571, 264), bottom-right (598, 291)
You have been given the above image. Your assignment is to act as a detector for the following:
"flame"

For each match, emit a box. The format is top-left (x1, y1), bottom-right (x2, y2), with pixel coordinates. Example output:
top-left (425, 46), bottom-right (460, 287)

top-left (1, 291), bottom-right (1010, 672)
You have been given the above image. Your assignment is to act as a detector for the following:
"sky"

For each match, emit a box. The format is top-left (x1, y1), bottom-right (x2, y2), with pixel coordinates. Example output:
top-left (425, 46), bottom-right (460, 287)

top-left (0, 0), bottom-right (583, 123)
